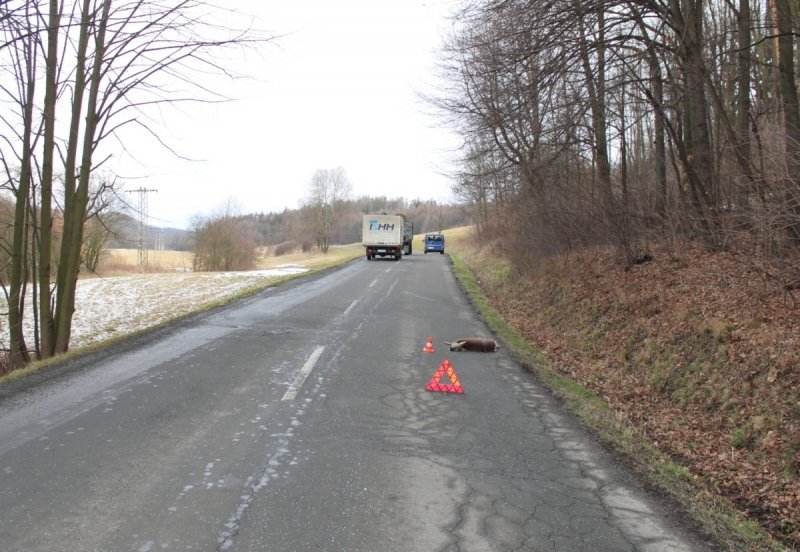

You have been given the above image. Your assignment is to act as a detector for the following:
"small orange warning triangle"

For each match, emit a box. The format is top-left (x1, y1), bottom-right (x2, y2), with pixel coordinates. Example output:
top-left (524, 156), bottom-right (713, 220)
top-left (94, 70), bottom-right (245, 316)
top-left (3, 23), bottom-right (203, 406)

top-left (425, 359), bottom-right (464, 394)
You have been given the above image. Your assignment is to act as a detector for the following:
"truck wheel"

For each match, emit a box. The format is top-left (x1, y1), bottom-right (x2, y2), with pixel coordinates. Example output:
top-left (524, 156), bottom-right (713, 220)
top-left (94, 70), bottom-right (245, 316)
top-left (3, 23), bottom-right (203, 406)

top-left (440, 251), bottom-right (444, 254)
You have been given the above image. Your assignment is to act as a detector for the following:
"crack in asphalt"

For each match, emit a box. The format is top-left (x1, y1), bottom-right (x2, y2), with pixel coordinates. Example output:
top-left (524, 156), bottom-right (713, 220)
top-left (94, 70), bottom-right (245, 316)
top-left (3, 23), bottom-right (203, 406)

top-left (210, 262), bottom-right (705, 551)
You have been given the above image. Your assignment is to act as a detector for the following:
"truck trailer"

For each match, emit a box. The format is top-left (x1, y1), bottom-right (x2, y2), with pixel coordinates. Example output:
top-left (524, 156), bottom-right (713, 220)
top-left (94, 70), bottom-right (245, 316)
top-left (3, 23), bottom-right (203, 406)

top-left (402, 219), bottom-right (414, 255)
top-left (363, 214), bottom-right (404, 260)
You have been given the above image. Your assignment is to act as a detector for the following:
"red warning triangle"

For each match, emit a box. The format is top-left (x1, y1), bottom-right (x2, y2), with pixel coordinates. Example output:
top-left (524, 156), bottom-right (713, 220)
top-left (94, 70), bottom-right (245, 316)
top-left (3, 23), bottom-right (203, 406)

top-left (425, 359), bottom-right (464, 394)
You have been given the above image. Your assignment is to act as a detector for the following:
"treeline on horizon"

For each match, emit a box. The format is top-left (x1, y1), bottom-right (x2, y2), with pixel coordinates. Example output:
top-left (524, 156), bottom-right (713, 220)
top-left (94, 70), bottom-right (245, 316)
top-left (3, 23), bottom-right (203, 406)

top-left (112, 196), bottom-right (469, 252)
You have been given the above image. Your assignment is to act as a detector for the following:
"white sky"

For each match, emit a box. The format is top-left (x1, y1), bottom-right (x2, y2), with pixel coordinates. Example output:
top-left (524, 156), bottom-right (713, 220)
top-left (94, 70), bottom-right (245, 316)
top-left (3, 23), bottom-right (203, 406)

top-left (114, 1), bottom-right (462, 229)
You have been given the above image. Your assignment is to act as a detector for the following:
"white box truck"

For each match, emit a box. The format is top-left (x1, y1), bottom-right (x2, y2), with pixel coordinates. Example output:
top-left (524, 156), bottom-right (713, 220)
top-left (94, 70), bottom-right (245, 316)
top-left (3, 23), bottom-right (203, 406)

top-left (363, 214), bottom-right (404, 260)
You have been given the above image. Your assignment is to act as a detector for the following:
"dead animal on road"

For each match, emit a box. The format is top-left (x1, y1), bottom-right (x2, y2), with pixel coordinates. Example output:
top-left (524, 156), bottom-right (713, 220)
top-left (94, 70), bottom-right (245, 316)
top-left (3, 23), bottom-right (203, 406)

top-left (444, 338), bottom-right (500, 352)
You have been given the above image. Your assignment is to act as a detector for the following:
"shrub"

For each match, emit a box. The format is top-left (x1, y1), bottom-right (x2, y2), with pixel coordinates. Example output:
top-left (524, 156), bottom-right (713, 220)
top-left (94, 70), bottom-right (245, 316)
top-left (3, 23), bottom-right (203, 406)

top-left (273, 241), bottom-right (298, 257)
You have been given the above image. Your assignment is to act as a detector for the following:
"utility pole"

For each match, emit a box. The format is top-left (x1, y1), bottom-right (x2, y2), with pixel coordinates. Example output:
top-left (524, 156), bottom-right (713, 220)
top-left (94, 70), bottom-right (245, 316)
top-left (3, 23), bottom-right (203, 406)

top-left (126, 187), bottom-right (157, 270)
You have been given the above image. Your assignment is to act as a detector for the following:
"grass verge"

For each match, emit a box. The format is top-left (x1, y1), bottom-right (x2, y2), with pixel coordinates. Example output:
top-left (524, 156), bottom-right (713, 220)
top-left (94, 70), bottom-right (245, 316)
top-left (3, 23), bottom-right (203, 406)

top-left (449, 250), bottom-right (786, 552)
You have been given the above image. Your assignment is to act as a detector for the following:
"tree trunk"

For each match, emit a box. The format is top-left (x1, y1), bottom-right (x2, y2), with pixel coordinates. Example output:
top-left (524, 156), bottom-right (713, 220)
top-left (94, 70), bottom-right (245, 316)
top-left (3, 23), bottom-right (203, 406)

top-left (577, 3), bottom-right (614, 215)
top-left (7, 14), bottom-right (38, 368)
top-left (651, 51), bottom-right (667, 220)
top-left (735, 0), bottom-right (752, 203)
top-left (772, 0), bottom-right (800, 174)
top-left (620, 83), bottom-right (633, 267)
top-left (685, 0), bottom-right (715, 205)
top-left (54, 0), bottom-right (111, 354)
top-left (771, 0), bottom-right (800, 241)
top-left (667, 0), bottom-right (718, 243)
top-left (632, 10), bottom-right (668, 220)
top-left (53, 0), bottom-right (90, 354)
top-left (38, 0), bottom-right (61, 359)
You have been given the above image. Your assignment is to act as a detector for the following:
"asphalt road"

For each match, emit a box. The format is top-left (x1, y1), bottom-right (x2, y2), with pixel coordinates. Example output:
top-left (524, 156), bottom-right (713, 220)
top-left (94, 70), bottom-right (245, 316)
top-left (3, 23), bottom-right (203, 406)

top-left (0, 253), bottom-right (716, 551)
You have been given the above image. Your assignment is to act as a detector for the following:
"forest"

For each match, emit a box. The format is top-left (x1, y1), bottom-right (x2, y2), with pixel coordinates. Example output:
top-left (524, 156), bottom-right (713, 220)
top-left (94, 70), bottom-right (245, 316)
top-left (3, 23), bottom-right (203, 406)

top-left (436, 0), bottom-right (800, 282)
top-left (238, 197), bottom-right (467, 251)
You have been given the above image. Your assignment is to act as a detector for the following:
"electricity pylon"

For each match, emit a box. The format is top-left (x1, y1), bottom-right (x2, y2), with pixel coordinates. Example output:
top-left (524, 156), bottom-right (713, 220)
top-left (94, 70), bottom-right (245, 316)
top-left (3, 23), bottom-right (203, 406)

top-left (126, 187), bottom-right (157, 270)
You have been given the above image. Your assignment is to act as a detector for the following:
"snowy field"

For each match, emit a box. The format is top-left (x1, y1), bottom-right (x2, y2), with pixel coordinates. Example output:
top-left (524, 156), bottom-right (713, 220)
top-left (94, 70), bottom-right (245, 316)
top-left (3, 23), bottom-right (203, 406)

top-left (9, 266), bottom-right (308, 351)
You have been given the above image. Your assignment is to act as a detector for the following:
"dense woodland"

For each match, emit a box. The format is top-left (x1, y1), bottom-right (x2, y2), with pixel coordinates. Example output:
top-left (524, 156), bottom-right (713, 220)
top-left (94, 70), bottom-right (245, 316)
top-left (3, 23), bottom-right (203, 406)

top-left (437, 0), bottom-right (800, 282)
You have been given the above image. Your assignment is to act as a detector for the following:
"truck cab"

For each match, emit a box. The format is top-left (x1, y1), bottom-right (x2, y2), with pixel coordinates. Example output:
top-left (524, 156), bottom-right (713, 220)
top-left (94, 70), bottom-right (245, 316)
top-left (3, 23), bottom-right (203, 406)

top-left (423, 233), bottom-right (445, 254)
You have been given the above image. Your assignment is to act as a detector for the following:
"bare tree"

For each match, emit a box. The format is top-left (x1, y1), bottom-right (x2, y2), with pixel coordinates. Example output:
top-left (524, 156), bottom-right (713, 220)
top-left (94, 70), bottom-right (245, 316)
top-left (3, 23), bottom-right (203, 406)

top-left (304, 167), bottom-right (352, 253)
top-left (768, 0), bottom-right (800, 240)
top-left (1, 1), bottom-right (42, 366)
top-left (0, 1), bottom-right (270, 367)
top-left (81, 176), bottom-right (124, 273)
top-left (191, 202), bottom-right (258, 272)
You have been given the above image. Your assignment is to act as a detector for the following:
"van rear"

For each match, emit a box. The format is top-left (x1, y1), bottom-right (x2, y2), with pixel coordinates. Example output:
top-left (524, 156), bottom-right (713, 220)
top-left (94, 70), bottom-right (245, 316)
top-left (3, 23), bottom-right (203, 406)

top-left (423, 233), bottom-right (445, 254)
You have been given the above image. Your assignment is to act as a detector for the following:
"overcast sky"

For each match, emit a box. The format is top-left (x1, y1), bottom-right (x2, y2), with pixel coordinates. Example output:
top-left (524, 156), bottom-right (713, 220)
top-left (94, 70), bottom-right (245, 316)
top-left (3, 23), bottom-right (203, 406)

top-left (114, 1), bottom-right (462, 229)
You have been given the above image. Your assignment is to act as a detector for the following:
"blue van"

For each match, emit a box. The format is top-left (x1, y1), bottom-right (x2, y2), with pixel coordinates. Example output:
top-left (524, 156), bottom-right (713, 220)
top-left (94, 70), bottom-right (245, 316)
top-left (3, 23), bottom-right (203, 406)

top-left (423, 233), bottom-right (445, 254)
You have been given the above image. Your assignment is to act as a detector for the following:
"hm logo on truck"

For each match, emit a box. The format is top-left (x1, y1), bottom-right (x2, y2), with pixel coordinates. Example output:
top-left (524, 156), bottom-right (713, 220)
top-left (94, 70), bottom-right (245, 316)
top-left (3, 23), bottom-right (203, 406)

top-left (369, 219), bottom-right (395, 231)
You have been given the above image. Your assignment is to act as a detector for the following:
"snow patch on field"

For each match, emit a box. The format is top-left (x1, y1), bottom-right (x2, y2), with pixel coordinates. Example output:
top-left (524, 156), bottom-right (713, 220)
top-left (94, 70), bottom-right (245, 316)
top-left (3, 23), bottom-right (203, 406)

top-left (9, 266), bottom-right (308, 350)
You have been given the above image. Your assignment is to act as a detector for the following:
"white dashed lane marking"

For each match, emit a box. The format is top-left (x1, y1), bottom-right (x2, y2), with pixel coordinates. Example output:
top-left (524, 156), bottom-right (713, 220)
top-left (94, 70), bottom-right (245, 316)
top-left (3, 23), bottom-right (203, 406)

top-left (342, 300), bottom-right (359, 317)
top-left (282, 346), bottom-right (325, 401)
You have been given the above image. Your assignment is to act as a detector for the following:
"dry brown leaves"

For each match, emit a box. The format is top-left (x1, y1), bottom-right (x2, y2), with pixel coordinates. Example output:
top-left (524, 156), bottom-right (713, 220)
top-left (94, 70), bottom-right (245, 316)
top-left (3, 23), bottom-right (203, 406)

top-left (473, 242), bottom-right (800, 547)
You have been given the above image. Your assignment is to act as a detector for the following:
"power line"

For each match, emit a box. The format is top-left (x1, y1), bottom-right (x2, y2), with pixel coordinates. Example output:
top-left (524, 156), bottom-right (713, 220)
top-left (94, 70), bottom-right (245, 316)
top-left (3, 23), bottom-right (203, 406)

top-left (126, 187), bottom-right (158, 270)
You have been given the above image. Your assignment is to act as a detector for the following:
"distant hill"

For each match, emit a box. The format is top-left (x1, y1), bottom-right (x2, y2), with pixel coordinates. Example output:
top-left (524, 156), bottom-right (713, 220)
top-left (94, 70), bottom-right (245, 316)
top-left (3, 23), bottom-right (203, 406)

top-left (108, 212), bottom-right (190, 251)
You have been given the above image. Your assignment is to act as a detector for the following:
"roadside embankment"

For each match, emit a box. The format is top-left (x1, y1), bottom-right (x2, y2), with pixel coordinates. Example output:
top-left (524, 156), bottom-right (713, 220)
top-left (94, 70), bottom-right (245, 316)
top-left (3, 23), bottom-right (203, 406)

top-left (447, 232), bottom-right (797, 551)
